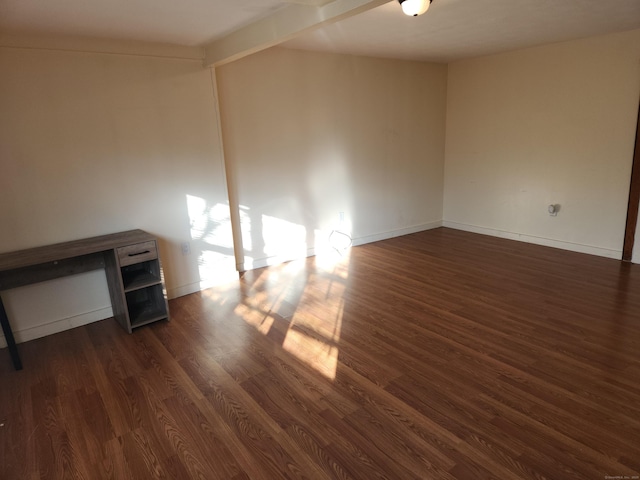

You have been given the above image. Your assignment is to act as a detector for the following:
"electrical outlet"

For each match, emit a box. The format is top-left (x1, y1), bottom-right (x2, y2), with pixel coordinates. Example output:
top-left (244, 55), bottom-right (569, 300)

top-left (181, 242), bottom-right (191, 256)
top-left (339, 211), bottom-right (345, 222)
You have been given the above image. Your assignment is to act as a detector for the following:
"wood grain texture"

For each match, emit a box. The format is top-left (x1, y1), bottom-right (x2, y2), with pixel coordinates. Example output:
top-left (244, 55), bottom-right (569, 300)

top-left (0, 229), bottom-right (170, 370)
top-left (1, 227), bottom-right (639, 479)
top-left (0, 230), bottom-right (154, 271)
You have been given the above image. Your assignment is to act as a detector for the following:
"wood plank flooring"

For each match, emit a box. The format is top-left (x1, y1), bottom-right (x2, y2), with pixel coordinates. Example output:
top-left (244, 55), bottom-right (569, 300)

top-left (1, 227), bottom-right (639, 479)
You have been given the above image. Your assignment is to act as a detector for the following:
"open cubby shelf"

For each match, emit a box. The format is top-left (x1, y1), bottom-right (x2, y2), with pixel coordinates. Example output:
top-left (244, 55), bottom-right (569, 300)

top-left (129, 303), bottom-right (168, 328)
top-left (121, 259), bottom-right (162, 291)
top-left (117, 238), bottom-right (169, 332)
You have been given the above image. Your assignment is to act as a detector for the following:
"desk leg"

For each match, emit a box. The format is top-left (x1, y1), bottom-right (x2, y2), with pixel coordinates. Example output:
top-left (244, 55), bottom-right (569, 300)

top-left (0, 296), bottom-right (22, 370)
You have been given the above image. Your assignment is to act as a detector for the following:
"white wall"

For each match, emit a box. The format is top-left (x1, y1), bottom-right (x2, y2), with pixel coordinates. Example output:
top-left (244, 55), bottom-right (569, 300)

top-left (216, 47), bottom-right (447, 270)
top-left (443, 29), bottom-right (640, 258)
top-left (0, 43), bottom-right (235, 345)
top-left (3, 28), bottom-right (639, 347)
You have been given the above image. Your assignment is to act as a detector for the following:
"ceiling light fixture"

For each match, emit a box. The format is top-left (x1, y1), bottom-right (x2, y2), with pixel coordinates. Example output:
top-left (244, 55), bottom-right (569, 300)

top-left (398, 0), bottom-right (432, 16)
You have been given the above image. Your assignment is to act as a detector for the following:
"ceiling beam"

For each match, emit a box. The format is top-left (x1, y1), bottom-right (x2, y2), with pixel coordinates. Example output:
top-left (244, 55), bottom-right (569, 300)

top-left (203, 0), bottom-right (390, 68)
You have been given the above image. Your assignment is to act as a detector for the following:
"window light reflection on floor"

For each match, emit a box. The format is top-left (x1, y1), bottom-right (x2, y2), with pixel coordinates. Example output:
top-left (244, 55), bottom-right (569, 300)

top-left (189, 192), bottom-right (353, 380)
top-left (236, 242), bottom-right (350, 380)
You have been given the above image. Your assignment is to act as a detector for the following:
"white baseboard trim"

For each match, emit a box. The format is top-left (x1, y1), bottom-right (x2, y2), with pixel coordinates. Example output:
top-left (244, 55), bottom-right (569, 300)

top-left (442, 221), bottom-right (622, 260)
top-left (237, 221), bottom-right (443, 272)
top-left (7, 219), bottom-right (619, 349)
top-left (0, 306), bottom-right (113, 348)
top-left (167, 282), bottom-right (203, 299)
top-left (351, 221), bottom-right (443, 247)
top-left (239, 249), bottom-right (319, 272)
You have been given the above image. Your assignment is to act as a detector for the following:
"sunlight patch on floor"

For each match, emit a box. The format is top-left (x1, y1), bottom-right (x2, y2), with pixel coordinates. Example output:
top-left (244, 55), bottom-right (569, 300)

top-left (282, 325), bottom-right (340, 380)
top-left (236, 250), bottom-right (349, 380)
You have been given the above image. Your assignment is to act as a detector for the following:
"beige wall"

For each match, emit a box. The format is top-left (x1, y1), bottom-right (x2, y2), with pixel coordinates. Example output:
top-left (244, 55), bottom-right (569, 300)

top-left (216, 47), bottom-right (447, 269)
top-left (3, 28), bottom-right (640, 346)
top-left (0, 45), bottom-right (235, 345)
top-left (443, 29), bottom-right (640, 258)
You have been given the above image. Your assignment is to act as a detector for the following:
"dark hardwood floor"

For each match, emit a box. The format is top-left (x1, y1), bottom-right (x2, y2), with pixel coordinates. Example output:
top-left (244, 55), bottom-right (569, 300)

top-left (1, 227), bottom-right (639, 479)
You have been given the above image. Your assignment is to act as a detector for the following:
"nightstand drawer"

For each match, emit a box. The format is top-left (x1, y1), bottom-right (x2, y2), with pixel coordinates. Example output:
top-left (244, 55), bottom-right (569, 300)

top-left (117, 241), bottom-right (157, 266)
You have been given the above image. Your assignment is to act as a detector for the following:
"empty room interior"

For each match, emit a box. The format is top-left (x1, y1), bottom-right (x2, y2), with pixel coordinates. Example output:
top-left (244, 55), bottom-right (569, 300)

top-left (1, 0), bottom-right (640, 478)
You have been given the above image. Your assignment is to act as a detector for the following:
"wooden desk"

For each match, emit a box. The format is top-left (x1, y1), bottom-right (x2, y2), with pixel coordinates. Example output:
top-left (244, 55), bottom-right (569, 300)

top-left (0, 230), bottom-right (170, 370)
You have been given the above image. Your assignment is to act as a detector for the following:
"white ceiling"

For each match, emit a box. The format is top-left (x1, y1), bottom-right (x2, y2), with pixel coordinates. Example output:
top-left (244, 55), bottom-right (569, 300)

top-left (284, 0), bottom-right (640, 62)
top-left (1, 0), bottom-right (639, 63)
top-left (0, 0), bottom-right (290, 46)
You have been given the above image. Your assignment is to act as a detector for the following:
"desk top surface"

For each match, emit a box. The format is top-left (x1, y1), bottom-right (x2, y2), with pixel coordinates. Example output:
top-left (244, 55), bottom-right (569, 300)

top-left (0, 230), bottom-right (154, 272)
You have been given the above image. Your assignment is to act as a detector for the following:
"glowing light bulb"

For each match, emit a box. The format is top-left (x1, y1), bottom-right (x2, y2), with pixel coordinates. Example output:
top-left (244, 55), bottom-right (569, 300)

top-left (400, 0), bottom-right (430, 16)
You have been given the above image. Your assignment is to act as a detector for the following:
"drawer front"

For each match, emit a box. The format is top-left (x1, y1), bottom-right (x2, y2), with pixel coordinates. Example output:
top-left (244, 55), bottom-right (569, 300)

top-left (117, 241), bottom-right (157, 266)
